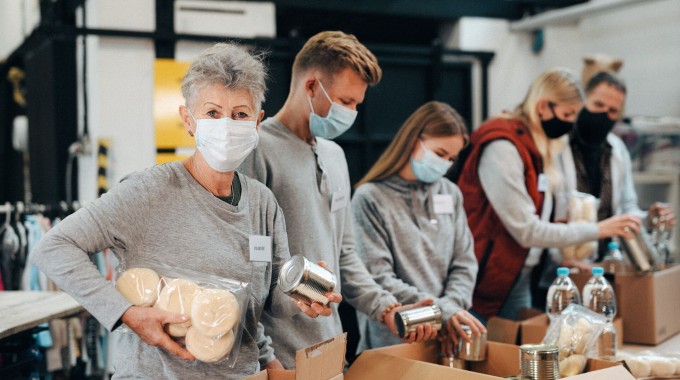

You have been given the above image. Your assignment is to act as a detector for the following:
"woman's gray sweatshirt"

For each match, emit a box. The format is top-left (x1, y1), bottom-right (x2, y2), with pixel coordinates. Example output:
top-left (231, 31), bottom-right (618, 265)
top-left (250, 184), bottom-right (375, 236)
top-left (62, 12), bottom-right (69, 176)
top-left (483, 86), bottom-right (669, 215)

top-left (352, 175), bottom-right (478, 351)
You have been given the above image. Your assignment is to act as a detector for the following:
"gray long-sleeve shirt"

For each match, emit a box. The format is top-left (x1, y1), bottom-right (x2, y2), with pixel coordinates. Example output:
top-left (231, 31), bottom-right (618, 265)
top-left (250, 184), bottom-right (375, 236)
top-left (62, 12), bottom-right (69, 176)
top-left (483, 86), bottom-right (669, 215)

top-left (478, 140), bottom-right (599, 264)
top-left (239, 118), bottom-right (398, 368)
top-left (30, 162), bottom-right (289, 379)
top-left (351, 175), bottom-right (478, 351)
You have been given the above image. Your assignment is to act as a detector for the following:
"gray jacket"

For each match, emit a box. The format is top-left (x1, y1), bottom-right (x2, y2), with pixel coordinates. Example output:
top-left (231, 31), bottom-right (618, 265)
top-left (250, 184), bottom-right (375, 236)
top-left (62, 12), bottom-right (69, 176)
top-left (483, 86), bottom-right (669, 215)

top-left (30, 162), bottom-right (289, 379)
top-left (239, 118), bottom-right (398, 368)
top-left (352, 175), bottom-right (477, 351)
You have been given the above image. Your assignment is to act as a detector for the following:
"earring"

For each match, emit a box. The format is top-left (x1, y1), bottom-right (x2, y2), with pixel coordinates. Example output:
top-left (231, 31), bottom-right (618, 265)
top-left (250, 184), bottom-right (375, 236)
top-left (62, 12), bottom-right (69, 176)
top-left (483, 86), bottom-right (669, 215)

top-left (188, 131), bottom-right (194, 137)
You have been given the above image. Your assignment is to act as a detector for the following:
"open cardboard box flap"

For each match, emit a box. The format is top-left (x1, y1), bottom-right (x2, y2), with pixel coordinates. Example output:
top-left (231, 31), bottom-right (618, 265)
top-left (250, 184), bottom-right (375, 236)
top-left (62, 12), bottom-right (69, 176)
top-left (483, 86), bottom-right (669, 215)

top-left (244, 333), bottom-right (346, 380)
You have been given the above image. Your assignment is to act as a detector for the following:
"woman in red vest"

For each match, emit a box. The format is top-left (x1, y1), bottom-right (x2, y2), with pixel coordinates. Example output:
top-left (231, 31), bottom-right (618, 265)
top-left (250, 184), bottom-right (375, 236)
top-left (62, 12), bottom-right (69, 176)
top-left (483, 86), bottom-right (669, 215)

top-left (456, 68), bottom-right (641, 321)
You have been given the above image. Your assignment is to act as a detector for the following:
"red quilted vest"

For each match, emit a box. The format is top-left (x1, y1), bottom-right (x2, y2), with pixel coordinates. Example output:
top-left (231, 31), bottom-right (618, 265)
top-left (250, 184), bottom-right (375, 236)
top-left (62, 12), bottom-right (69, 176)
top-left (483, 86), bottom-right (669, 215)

top-left (457, 118), bottom-right (545, 319)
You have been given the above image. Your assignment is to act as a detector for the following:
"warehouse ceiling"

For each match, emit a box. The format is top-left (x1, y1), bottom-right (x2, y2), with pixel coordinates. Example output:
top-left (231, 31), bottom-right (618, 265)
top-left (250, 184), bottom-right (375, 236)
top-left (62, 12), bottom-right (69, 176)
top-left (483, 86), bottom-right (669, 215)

top-left (271, 0), bottom-right (589, 44)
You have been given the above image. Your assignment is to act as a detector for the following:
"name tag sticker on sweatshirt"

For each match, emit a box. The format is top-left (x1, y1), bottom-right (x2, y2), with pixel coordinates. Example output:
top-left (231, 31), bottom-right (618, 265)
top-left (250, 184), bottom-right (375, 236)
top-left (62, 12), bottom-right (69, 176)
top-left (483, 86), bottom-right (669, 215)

top-left (249, 235), bottom-right (272, 262)
top-left (537, 173), bottom-right (549, 193)
top-left (330, 189), bottom-right (350, 213)
top-left (433, 194), bottom-right (454, 214)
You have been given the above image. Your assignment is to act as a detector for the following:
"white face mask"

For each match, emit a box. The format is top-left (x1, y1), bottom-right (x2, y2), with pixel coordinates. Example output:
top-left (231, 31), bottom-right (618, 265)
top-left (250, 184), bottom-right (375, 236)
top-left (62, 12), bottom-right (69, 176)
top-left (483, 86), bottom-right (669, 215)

top-left (308, 80), bottom-right (358, 140)
top-left (410, 140), bottom-right (453, 183)
top-left (190, 111), bottom-right (259, 172)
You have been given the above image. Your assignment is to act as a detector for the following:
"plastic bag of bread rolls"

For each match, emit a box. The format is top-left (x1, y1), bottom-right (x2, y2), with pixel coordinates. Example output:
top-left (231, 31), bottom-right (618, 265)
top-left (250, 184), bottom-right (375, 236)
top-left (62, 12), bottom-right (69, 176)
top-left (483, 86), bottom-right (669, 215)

top-left (542, 304), bottom-right (606, 377)
top-left (562, 192), bottom-right (600, 261)
top-left (115, 262), bottom-right (249, 367)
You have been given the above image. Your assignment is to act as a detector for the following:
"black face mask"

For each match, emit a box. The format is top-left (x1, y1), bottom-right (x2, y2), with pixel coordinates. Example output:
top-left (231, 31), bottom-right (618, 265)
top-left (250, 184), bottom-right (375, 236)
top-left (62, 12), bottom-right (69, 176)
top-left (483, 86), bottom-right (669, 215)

top-left (540, 102), bottom-right (574, 139)
top-left (575, 108), bottom-right (616, 146)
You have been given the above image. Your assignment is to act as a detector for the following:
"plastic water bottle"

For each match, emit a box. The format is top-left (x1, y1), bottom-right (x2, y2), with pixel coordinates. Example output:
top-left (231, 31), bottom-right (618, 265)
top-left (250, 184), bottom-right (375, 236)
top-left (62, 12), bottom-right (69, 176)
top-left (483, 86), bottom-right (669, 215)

top-left (583, 266), bottom-right (617, 359)
top-left (582, 267), bottom-right (616, 320)
top-left (546, 267), bottom-right (581, 321)
top-left (601, 242), bottom-right (627, 274)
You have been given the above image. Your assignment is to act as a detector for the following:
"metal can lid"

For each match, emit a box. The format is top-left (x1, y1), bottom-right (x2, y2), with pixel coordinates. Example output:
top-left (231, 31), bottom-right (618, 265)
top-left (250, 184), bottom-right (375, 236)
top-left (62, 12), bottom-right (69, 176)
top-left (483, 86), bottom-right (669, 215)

top-left (520, 343), bottom-right (558, 355)
top-left (278, 256), bottom-right (307, 292)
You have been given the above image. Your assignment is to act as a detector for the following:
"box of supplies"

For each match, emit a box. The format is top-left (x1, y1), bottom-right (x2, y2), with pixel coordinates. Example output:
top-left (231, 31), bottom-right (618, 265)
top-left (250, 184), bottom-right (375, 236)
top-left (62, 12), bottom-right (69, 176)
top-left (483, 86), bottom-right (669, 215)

top-left (345, 340), bottom-right (630, 380)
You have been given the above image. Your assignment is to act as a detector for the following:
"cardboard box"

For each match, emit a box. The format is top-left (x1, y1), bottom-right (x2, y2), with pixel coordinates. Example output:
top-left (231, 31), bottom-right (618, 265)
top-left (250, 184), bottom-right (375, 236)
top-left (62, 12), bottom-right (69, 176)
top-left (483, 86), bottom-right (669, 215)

top-left (244, 333), bottom-right (346, 380)
top-left (616, 265), bottom-right (680, 344)
top-left (345, 340), bottom-right (633, 380)
top-left (486, 307), bottom-right (543, 345)
top-left (573, 265), bottom-right (680, 345)
top-left (520, 312), bottom-right (624, 348)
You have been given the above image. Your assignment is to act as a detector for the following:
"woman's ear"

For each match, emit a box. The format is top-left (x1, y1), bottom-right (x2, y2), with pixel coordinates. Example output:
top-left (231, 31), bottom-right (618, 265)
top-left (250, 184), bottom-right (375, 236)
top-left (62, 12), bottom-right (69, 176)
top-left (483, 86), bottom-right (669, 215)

top-left (536, 99), bottom-right (551, 121)
top-left (256, 110), bottom-right (265, 132)
top-left (179, 105), bottom-right (195, 137)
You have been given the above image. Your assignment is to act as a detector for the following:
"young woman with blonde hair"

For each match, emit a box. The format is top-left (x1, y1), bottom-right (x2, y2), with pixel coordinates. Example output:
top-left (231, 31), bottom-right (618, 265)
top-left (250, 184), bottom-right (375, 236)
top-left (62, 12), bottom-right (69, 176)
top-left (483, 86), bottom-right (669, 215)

top-left (456, 68), bottom-right (641, 321)
top-left (353, 101), bottom-right (485, 354)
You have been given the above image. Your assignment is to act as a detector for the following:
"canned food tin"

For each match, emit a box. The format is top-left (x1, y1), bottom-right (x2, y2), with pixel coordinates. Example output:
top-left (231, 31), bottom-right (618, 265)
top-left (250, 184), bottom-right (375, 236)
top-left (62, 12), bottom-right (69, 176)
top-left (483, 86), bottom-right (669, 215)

top-left (394, 305), bottom-right (442, 339)
top-left (519, 344), bottom-right (560, 380)
top-left (458, 324), bottom-right (487, 361)
top-left (440, 355), bottom-right (466, 369)
top-left (621, 227), bottom-right (660, 272)
top-left (278, 256), bottom-right (336, 306)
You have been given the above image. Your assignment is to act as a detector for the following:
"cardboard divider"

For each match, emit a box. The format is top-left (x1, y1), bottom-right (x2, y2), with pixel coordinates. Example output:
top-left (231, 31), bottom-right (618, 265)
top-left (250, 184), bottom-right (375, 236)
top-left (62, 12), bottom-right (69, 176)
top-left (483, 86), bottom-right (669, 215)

top-left (244, 333), bottom-right (346, 380)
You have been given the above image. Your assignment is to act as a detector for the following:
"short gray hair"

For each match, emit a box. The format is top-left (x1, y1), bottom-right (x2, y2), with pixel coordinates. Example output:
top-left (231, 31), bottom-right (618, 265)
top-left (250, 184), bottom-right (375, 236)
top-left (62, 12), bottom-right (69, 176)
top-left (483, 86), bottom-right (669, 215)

top-left (181, 42), bottom-right (268, 111)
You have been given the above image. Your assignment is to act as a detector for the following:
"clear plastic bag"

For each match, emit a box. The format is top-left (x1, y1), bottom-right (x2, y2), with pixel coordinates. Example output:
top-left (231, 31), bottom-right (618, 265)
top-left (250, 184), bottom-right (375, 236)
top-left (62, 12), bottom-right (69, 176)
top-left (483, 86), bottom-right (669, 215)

top-left (618, 351), bottom-right (680, 379)
top-left (542, 304), bottom-right (607, 377)
top-left (562, 192), bottom-right (600, 261)
top-left (114, 261), bottom-right (249, 367)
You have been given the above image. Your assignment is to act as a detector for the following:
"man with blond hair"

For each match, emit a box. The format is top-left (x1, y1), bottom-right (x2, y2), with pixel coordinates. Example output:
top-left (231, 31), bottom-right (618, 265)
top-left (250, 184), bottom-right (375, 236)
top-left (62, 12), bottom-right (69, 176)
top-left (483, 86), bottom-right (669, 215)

top-left (240, 31), bottom-right (434, 369)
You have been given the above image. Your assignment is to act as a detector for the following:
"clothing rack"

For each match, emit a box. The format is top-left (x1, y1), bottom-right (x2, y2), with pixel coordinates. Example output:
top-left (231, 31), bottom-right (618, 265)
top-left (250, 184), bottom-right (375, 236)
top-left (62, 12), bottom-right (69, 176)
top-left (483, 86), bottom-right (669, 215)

top-left (0, 201), bottom-right (81, 216)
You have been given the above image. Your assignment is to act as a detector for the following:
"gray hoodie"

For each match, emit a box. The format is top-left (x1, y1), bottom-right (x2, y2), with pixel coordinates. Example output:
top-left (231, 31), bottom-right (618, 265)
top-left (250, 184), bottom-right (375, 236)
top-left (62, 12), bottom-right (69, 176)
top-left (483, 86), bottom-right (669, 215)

top-left (352, 175), bottom-right (478, 352)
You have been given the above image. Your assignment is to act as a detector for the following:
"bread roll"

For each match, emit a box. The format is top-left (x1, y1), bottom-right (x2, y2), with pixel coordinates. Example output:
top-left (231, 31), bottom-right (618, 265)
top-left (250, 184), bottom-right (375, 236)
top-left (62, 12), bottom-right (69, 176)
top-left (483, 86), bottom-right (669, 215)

top-left (186, 327), bottom-right (235, 363)
top-left (559, 354), bottom-right (586, 377)
top-left (569, 197), bottom-right (584, 221)
top-left (582, 196), bottom-right (597, 221)
top-left (670, 358), bottom-right (680, 375)
top-left (191, 288), bottom-right (239, 337)
top-left (649, 356), bottom-right (675, 377)
top-left (575, 241), bottom-right (597, 260)
top-left (167, 323), bottom-right (189, 338)
top-left (574, 317), bottom-right (594, 355)
top-left (115, 268), bottom-right (160, 307)
top-left (562, 245), bottom-right (576, 260)
top-left (157, 279), bottom-right (201, 337)
top-left (625, 357), bottom-right (651, 378)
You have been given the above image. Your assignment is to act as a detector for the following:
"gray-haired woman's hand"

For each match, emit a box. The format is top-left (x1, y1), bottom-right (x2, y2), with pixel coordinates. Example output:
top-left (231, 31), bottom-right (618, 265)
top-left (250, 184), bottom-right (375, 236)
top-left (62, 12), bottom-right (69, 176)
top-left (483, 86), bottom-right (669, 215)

top-left (121, 306), bottom-right (195, 361)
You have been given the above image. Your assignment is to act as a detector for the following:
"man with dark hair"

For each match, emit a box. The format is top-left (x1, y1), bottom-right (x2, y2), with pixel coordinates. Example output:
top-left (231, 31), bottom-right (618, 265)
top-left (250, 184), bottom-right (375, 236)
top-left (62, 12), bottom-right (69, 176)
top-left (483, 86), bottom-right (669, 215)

top-left (559, 71), bottom-right (674, 260)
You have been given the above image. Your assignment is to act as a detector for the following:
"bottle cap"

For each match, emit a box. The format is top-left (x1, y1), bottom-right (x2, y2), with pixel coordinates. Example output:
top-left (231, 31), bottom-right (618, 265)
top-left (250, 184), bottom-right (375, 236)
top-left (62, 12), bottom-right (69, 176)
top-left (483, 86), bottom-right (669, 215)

top-left (556, 267), bottom-right (569, 276)
top-left (607, 241), bottom-right (619, 250)
top-left (592, 267), bottom-right (604, 276)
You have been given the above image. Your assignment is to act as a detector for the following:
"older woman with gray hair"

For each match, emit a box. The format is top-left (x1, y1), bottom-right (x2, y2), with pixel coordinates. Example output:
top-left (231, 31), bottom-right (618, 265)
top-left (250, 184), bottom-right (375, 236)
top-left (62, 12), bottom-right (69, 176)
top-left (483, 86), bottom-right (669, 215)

top-left (30, 42), bottom-right (329, 378)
